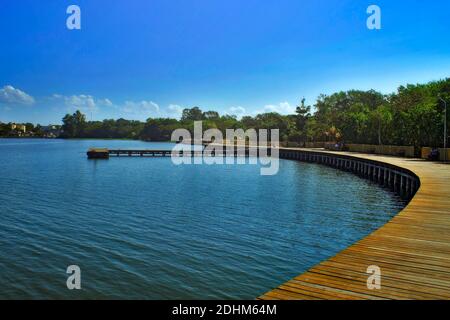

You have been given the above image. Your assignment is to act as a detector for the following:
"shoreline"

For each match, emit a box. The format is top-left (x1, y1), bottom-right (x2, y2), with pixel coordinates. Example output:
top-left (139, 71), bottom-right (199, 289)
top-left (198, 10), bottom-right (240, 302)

top-left (0, 137), bottom-right (173, 143)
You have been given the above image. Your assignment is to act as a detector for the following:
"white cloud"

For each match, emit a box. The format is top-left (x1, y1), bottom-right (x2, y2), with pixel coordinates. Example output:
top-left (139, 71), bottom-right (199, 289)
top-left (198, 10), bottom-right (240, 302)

top-left (122, 100), bottom-right (159, 114)
top-left (51, 94), bottom-right (114, 113)
top-left (67, 95), bottom-right (96, 110)
top-left (259, 101), bottom-right (296, 115)
top-left (122, 102), bottom-right (190, 119)
top-left (166, 104), bottom-right (183, 118)
top-left (225, 106), bottom-right (247, 119)
top-left (49, 94), bottom-right (163, 120)
top-left (98, 98), bottom-right (113, 107)
top-left (0, 85), bottom-right (35, 105)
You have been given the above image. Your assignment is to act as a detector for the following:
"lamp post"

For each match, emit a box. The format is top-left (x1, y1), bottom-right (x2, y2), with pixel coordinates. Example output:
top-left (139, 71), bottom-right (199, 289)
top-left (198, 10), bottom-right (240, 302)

top-left (439, 97), bottom-right (447, 161)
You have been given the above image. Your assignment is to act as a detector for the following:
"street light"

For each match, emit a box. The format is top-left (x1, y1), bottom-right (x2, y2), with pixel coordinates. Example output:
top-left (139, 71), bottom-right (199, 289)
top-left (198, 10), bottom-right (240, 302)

top-left (439, 96), bottom-right (447, 161)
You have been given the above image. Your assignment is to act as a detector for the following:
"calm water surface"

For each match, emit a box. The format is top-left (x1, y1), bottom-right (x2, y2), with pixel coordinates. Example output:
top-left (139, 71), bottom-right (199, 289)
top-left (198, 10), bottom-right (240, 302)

top-left (0, 139), bottom-right (406, 299)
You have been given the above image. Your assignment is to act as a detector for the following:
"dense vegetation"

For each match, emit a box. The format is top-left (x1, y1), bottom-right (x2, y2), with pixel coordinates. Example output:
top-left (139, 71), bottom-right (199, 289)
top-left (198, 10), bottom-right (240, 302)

top-left (58, 78), bottom-right (449, 148)
top-left (0, 122), bottom-right (52, 137)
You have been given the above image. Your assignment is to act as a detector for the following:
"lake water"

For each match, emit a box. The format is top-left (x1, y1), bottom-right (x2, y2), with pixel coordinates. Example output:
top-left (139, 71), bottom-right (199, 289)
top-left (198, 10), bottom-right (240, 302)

top-left (0, 139), bottom-right (406, 299)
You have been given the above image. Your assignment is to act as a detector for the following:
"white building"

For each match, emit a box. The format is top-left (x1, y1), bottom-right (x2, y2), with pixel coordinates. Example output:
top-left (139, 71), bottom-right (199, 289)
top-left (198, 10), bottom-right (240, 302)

top-left (11, 123), bottom-right (26, 133)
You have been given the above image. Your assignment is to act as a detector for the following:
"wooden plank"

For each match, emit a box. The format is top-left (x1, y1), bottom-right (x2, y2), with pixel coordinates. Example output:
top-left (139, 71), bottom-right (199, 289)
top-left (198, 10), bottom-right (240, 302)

top-left (259, 148), bottom-right (450, 300)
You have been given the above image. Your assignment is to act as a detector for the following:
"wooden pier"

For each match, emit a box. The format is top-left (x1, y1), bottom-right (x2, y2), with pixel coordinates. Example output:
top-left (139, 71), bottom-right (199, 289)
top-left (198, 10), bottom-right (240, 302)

top-left (87, 147), bottom-right (266, 159)
top-left (88, 148), bottom-right (194, 159)
top-left (86, 146), bottom-right (450, 299)
top-left (259, 148), bottom-right (450, 300)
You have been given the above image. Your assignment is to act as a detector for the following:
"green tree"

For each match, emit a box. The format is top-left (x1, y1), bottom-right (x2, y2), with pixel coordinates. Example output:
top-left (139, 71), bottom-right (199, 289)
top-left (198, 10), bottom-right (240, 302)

top-left (62, 114), bottom-right (75, 138)
top-left (51, 77), bottom-right (449, 149)
top-left (61, 110), bottom-right (86, 138)
top-left (295, 98), bottom-right (311, 143)
top-left (203, 111), bottom-right (220, 120)
top-left (370, 105), bottom-right (393, 145)
top-left (181, 107), bottom-right (203, 121)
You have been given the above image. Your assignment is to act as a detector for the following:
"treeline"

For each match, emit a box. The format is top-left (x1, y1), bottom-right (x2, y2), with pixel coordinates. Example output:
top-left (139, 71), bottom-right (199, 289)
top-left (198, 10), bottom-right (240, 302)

top-left (61, 78), bottom-right (449, 148)
top-left (61, 111), bottom-right (145, 139)
top-left (0, 122), bottom-right (53, 137)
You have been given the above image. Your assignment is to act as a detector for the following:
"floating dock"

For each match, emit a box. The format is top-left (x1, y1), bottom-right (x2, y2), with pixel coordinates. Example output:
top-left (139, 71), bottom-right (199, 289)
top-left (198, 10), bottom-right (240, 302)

top-left (86, 148), bottom-right (110, 159)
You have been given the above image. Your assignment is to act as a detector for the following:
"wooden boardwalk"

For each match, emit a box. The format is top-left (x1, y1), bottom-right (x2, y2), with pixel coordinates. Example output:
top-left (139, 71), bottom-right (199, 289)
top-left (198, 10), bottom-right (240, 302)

top-left (260, 149), bottom-right (450, 300)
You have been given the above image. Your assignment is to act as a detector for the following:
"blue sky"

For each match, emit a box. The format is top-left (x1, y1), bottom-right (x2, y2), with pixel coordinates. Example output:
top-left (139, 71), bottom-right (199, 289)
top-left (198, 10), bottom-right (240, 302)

top-left (0, 0), bottom-right (449, 124)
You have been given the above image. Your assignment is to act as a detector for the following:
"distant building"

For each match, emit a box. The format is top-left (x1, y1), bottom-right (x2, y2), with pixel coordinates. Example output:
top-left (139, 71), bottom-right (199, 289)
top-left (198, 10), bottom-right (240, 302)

top-left (40, 125), bottom-right (55, 132)
top-left (11, 123), bottom-right (26, 133)
top-left (41, 125), bottom-right (62, 138)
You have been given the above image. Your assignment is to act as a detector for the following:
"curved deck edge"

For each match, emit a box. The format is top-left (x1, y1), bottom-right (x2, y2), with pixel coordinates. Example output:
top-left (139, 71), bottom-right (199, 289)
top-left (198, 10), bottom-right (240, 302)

top-left (259, 148), bottom-right (450, 300)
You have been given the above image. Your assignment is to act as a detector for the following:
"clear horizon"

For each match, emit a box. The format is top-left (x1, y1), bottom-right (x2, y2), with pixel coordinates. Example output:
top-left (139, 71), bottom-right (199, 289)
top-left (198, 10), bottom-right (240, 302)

top-left (1, 0), bottom-right (449, 125)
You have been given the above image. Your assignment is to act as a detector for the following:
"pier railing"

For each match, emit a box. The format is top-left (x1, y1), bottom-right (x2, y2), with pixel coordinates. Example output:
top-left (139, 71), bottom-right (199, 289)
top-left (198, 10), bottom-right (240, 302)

top-left (278, 149), bottom-right (419, 200)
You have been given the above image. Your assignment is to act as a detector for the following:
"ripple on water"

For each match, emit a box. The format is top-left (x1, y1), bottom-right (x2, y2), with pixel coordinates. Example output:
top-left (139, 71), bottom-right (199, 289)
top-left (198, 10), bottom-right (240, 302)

top-left (0, 139), bottom-right (407, 299)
